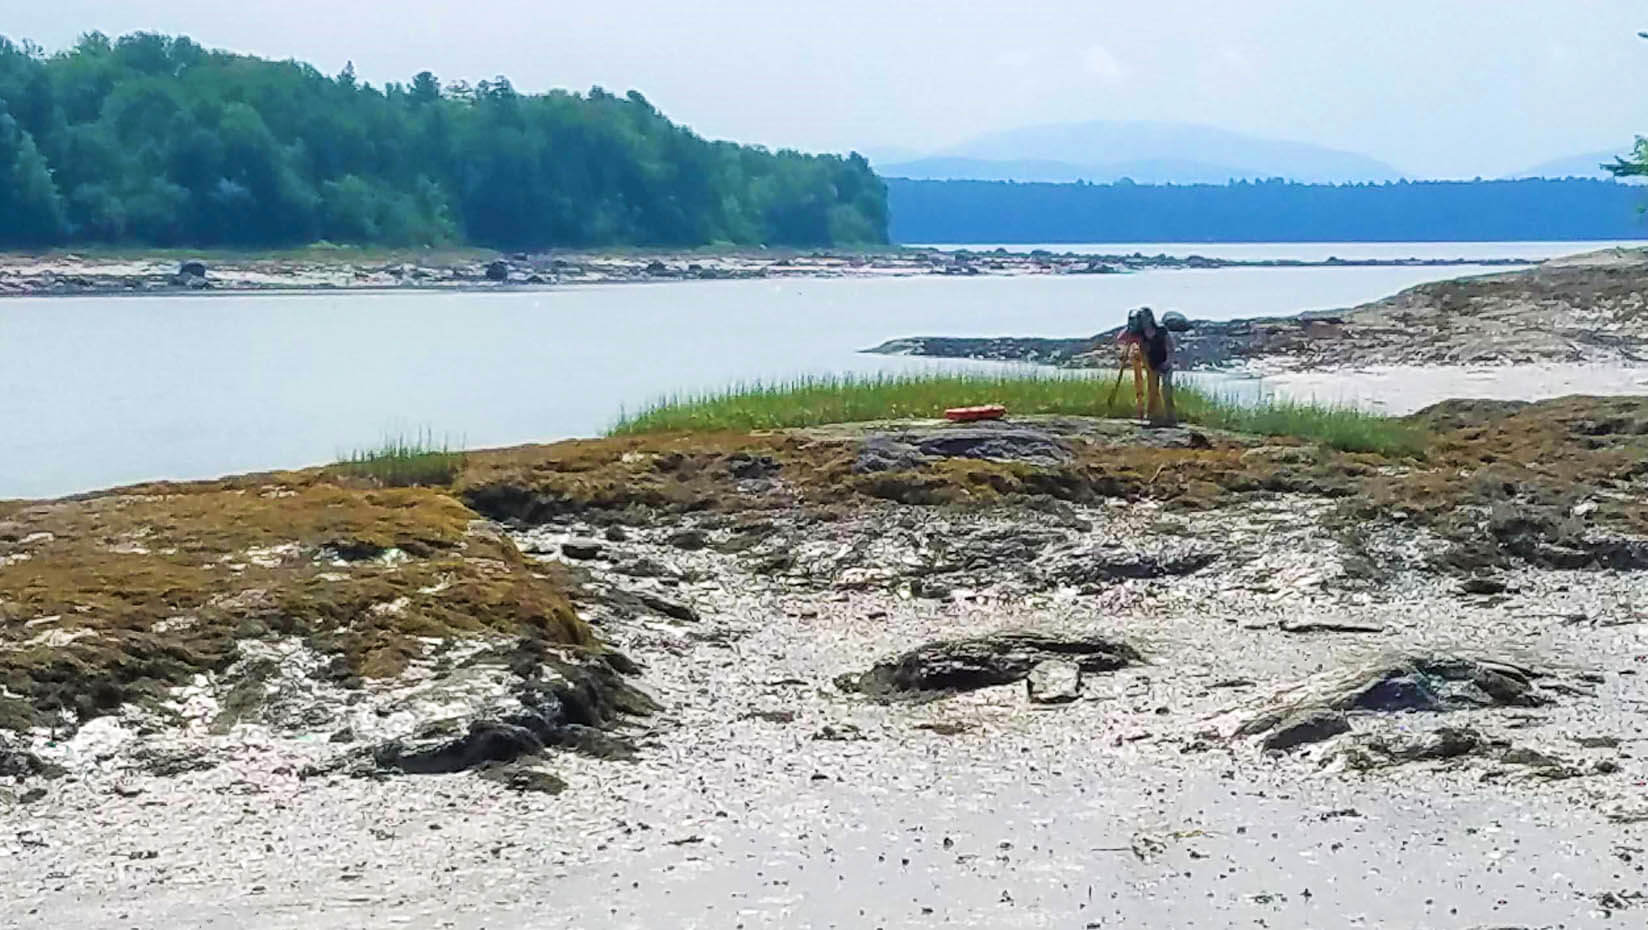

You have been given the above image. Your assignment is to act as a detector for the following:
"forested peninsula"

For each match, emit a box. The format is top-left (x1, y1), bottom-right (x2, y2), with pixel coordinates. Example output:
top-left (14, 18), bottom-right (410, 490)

top-left (0, 33), bottom-right (888, 249)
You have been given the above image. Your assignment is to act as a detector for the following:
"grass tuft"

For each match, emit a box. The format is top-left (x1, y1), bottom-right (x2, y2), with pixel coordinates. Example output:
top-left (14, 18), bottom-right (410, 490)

top-left (337, 430), bottom-right (466, 487)
top-left (608, 369), bottom-right (1427, 457)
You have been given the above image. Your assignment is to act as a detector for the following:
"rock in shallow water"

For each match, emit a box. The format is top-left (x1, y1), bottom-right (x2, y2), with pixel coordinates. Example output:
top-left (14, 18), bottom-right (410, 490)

top-left (1026, 660), bottom-right (1082, 704)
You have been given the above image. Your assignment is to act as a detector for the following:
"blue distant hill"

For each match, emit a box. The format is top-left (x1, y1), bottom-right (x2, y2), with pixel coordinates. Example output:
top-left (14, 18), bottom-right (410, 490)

top-left (886, 177), bottom-right (1648, 243)
top-left (879, 120), bottom-right (1406, 184)
top-left (1508, 151), bottom-right (1641, 182)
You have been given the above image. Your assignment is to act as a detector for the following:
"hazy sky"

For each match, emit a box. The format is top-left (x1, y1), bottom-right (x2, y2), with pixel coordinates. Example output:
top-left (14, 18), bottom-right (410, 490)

top-left (8, 1), bottom-right (1648, 178)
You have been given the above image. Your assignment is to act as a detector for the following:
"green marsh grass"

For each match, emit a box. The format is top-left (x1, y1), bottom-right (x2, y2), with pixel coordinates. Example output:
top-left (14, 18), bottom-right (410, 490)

top-left (609, 370), bottom-right (1427, 457)
top-left (337, 430), bottom-right (466, 487)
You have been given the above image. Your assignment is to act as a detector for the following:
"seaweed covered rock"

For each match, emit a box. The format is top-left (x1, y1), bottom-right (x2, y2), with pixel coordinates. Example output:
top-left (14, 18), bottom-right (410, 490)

top-left (0, 477), bottom-right (599, 735)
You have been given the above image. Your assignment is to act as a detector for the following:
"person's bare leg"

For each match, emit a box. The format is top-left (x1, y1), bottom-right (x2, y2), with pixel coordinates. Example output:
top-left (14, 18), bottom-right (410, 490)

top-left (1132, 351), bottom-right (1146, 419)
top-left (1160, 370), bottom-right (1177, 426)
top-left (1146, 368), bottom-right (1161, 421)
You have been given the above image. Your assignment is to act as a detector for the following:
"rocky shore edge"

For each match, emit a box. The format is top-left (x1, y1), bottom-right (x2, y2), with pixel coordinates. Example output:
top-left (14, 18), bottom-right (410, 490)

top-left (0, 245), bottom-right (1537, 297)
top-left (867, 248), bottom-right (1648, 370)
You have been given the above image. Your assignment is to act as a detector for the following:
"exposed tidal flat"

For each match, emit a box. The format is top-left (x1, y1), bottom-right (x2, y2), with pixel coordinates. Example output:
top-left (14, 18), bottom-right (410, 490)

top-left (3, 247), bottom-right (1648, 929)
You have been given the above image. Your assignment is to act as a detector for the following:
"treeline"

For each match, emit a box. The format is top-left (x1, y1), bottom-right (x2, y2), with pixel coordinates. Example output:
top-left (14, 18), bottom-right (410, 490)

top-left (887, 177), bottom-right (1647, 243)
top-left (0, 33), bottom-right (888, 249)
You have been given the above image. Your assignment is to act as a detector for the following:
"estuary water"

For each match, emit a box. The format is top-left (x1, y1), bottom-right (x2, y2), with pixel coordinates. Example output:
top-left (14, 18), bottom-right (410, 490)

top-left (0, 242), bottom-right (1625, 498)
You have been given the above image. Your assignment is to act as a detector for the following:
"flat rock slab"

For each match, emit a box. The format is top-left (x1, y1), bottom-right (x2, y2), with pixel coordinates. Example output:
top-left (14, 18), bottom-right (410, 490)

top-left (1026, 660), bottom-right (1082, 704)
top-left (852, 423), bottom-right (1075, 473)
top-left (845, 631), bottom-right (1140, 701)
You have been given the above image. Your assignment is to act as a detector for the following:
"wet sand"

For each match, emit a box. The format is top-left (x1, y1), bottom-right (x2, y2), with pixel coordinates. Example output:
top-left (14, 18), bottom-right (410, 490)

top-left (1236, 361), bottom-right (1648, 414)
top-left (7, 491), bottom-right (1646, 928)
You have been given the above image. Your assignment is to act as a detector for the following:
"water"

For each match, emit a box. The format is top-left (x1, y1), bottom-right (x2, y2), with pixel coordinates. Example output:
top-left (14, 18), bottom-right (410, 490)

top-left (0, 245), bottom-right (1602, 498)
top-left (913, 240), bottom-right (1646, 262)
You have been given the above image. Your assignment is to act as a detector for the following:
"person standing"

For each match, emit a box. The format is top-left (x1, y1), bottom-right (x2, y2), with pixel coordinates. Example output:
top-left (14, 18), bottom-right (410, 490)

top-left (1113, 309), bottom-right (1148, 419)
top-left (1140, 310), bottom-right (1177, 426)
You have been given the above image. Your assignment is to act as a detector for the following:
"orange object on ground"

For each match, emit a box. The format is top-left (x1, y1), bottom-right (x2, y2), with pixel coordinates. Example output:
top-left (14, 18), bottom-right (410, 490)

top-left (944, 405), bottom-right (1007, 422)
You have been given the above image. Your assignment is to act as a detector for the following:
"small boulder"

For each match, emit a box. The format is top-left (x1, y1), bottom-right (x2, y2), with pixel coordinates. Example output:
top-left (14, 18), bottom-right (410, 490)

top-left (668, 528), bottom-right (709, 551)
top-left (638, 592), bottom-right (699, 623)
top-left (1026, 660), bottom-right (1082, 704)
top-left (0, 735), bottom-right (59, 780)
top-left (485, 260), bottom-right (511, 282)
top-left (561, 538), bottom-right (605, 561)
top-left (1262, 709), bottom-right (1350, 752)
top-left (177, 261), bottom-right (207, 279)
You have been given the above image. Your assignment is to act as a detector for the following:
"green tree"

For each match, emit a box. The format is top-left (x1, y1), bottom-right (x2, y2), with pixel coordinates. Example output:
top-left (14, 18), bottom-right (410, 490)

top-left (0, 104), bottom-right (67, 245)
top-left (0, 31), bottom-right (889, 248)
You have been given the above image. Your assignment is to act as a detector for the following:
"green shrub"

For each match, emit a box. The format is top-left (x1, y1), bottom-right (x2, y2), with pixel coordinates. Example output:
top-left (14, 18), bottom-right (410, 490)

top-left (336, 431), bottom-right (465, 486)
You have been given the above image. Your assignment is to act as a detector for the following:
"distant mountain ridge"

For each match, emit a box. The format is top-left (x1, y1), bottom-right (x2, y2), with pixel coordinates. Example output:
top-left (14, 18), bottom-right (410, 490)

top-left (1508, 150), bottom-right (1633, 181)
top-left (877, 120), bottom-right (1406, 185)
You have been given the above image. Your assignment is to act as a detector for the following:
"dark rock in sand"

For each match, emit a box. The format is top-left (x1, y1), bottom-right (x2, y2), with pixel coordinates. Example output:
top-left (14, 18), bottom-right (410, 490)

top-left (638, 592), bottom-right (700, 623)
top-left (562, 538), bottom-right (605, 560)
top-left (1262, 710), bottom-right (1350, 751)
top-left (612, 557), bottom-right (678, 579)
top-left (668, 528), bottom-right (709, 551)
top-left (847, 631), bottom-right (1141, 701)
top-left (1459, 576), bottom-right (1509, 595)
top-left (1026, 660), bottom-right (1082, 704)
top-left (485, 260), bottom-right (511, 282)
top-left (368, 650), bottom-right (656, 775)
top-left (1236, 654), bottom-right (1551, 744)
top-left (813, 723), bottom-right (867, 741)
top-left (376, 720), bottom-right (544, 774)
top-left (1039, 542), bottom-right (1217, 585)
top-left (1279, 618), bottom-right (1386, 635)
top-left (479, 763), bottom-right (567, 795)
top-left (0, 735), bottom-right (62, 780)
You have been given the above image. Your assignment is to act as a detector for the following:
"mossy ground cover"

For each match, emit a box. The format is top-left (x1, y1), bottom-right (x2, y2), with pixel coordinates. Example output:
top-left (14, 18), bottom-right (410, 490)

top-left (0, 477), bottom-right (589, 731)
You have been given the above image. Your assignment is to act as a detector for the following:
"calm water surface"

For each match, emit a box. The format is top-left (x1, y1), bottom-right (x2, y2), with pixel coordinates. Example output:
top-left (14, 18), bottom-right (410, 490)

top-left (0, 246), bottom-right (1599, 498)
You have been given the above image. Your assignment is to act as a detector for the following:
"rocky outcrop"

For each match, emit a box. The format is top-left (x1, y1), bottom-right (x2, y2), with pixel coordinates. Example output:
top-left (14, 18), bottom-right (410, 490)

top-left (866, 249), bottom-right (1648, 370)
top-left (851, 424), bottom-right (1075, 473)
top-left (1230, 654), bottom-right (1550, 744)
top-left (843, 631), bottom-right (1141, 701)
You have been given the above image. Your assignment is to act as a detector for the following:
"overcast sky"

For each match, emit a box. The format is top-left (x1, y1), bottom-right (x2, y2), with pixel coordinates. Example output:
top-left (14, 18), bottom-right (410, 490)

top-left (8, 1), bottom-right (1648, 178)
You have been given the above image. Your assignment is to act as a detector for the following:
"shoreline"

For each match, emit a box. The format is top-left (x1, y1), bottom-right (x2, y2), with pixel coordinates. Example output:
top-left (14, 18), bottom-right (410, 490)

top-left (0, 245), bottom-right (1550, 298)
top-left (868, 247), bottom-right (1648, 371)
